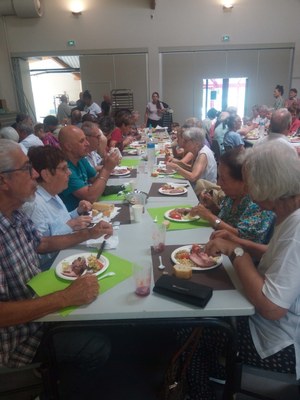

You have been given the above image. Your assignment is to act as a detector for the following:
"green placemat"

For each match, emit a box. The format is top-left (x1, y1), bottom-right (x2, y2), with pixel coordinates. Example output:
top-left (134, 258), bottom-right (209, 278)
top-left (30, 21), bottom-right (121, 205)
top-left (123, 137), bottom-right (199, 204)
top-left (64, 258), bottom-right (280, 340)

top-left (171, 173), bottom-right (186, 180)
top-left (120, 158), bottom-right (139, 167)
top-left (27, 252), bottom-right (133, 316)
top-left (147, 205), bottom-right (211, 230)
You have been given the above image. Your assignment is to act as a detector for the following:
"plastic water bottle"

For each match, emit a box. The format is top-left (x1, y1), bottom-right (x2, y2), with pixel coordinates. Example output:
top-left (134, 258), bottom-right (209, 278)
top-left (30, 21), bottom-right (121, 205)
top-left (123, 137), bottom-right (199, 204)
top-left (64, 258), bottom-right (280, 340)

top-left (147, 141), bottom-right (156, 173)
top-left (259, 121), bottom-right (265, 138)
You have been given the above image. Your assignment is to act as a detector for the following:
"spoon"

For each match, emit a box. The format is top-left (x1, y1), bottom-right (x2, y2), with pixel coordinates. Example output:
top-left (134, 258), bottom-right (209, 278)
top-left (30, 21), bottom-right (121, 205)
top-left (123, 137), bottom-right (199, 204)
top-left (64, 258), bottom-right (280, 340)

top-left (98, 272), bottom-right (116, 281)
top-left (158, 256), bottom-right (165, 270)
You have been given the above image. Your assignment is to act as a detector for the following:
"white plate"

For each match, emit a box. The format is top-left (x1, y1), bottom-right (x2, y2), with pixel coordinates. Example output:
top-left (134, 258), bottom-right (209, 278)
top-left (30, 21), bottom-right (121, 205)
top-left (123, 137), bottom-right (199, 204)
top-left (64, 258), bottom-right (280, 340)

top-left (170, 245), bottom-right (222, 271)
top-left (110, 167), bottom-right (131, 176)
top-left (127, 149), bottom-right (138, 155)
top-left (156, 168), bottom-right (176, 175)
top-left (55, 252), bottom-right (109, 281)
top-left (164, 208), bottom-right (200, 222)
top-left (158, 186), bottom-right (188, 196)
top-left (130, 141), bottom-right (144, 148)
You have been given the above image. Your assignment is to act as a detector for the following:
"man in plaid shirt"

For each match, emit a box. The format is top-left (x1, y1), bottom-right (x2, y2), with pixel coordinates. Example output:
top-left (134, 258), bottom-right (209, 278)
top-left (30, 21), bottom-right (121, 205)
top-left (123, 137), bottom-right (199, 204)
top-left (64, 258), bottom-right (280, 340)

top-left (0, 139), bottom-right (112, 396)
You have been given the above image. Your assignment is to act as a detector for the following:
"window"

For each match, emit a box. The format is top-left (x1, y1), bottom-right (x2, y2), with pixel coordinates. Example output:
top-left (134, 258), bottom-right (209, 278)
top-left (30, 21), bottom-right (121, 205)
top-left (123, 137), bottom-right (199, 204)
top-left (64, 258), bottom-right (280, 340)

top-left (202, 77), bottom-right (247, 119)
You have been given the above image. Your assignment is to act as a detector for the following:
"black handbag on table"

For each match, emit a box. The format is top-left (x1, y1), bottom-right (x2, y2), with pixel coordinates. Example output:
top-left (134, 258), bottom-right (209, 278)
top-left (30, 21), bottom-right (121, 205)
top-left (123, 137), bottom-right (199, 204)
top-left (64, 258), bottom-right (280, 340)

top-left (153, 275), bottom-right (213, 308)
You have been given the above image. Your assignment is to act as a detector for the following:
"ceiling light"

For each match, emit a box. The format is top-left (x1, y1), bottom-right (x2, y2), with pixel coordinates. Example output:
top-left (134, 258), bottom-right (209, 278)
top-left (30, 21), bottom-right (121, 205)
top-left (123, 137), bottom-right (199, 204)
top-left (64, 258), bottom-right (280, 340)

top-left (70, 1), bottom-right (83, 16)
top-left (223, 2), bottom-right (234, 11)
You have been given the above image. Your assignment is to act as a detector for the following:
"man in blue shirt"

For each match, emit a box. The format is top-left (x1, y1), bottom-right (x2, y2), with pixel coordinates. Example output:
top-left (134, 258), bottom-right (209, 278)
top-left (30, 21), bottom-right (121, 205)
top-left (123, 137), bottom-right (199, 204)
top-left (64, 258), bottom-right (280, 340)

top-left (59, 125), bottom-right (120, 211)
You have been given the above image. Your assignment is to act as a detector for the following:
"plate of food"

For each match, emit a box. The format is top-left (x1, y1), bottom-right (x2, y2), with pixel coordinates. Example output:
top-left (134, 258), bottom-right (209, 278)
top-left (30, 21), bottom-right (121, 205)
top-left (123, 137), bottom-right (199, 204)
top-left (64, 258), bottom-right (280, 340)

top-left (127, 149), bottom-right (138, 155)
top-left (164, 208), bottom-right (200, 222)
top-left (130, 141), bottom-right (144, 148)
top-left (158, 184), bottom-right (187, 196)
top-left (110, 167), bottom-right (131, 176)
top-left (55, 252), bottom-right (109, 280)
top-left (155, 167), bottom-right (176, 175)
top-left (171, 244), bottom-right (222, 271)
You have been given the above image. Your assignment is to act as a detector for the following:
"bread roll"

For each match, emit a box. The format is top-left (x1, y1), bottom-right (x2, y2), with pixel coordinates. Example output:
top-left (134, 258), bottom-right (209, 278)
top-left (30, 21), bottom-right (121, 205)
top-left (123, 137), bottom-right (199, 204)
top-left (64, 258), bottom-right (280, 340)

top-left (92, 203), bottom-right (114, 217)
top-left (173, 264), bottom-right (192, 279)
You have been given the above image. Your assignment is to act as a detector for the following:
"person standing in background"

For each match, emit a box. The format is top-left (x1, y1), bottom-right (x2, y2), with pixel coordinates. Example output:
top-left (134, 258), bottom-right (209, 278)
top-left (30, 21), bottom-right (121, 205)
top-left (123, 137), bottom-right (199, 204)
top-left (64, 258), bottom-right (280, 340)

top-left (144, 92), bottom-right (166, 128)
top-left (273, 84), bottom-right (285, 110)
top-left (56, 95), bottom-right (71, 124)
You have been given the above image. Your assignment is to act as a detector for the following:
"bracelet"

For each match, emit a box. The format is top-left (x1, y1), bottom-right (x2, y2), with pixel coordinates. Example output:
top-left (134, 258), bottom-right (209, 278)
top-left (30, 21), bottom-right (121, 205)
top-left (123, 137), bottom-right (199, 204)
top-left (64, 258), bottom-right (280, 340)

top-left (98, 175), bottom-right (107, 183)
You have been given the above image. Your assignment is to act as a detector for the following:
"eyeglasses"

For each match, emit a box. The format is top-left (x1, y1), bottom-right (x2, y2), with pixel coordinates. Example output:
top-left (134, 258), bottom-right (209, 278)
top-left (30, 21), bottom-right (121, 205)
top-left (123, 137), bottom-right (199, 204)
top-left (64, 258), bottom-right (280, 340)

top-left (1, 163), bottom-right (33, 177)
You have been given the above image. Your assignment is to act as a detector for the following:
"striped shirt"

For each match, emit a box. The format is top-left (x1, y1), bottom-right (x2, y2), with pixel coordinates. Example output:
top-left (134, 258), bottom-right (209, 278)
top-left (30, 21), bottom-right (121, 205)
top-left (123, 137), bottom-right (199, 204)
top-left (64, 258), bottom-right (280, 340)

top-left (0, 210), bottom-right (44, 367)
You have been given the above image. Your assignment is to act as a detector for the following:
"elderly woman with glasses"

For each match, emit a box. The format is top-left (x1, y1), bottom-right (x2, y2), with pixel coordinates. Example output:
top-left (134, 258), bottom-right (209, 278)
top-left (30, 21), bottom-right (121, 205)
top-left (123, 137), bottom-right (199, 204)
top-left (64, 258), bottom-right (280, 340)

top-left (190, 148), bottom-right (275, 248)
top-left (186, 141), bottom-right (300, 400)
top-left (22, 145), bottom-right (94, 270)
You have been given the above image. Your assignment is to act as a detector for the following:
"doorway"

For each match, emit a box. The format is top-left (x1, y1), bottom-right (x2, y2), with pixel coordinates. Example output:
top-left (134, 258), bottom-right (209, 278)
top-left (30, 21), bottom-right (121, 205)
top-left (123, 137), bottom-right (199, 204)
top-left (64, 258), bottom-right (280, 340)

top-left (29, 56), bottom-right (81, 122)
top-left (202, 77), bottom-right (248, 119)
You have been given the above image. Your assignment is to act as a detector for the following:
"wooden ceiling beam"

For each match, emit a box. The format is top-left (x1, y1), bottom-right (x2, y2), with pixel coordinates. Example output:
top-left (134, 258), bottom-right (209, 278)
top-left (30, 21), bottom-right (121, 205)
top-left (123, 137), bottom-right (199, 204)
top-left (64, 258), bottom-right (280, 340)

top-left (150, 0), bottom-right (156, 10)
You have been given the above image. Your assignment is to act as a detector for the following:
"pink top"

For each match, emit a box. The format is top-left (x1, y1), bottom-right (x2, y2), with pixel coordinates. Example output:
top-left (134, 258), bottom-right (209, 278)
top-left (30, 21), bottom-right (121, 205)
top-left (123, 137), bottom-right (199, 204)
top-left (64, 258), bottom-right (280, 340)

top-left (42, 132), bottom-right (60, 148)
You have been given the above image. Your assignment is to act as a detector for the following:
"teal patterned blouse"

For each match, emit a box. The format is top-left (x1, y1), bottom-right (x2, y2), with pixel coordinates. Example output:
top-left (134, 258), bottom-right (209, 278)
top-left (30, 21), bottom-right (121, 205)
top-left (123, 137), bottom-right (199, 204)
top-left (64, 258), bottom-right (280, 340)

top-left (218, 194), bottom-right (275, 244)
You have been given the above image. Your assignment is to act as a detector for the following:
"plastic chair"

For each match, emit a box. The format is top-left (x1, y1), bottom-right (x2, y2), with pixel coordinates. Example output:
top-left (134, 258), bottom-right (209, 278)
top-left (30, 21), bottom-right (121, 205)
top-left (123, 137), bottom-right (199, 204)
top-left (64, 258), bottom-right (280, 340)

top-left (234, 363), bottom-right (300, 399)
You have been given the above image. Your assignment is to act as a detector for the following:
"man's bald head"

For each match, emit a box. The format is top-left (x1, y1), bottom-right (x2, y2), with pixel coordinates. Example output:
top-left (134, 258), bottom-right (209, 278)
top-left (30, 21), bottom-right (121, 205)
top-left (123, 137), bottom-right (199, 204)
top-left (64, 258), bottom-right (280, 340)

top-left (59, 125), bottom-right (89, 161)
top-left (270, 108), bottom-right (291, 134)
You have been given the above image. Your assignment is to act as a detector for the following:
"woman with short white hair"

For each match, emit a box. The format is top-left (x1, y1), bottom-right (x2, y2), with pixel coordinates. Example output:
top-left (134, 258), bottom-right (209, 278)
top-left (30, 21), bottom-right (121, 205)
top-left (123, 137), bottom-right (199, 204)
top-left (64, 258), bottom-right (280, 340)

top-left (186, 141), bottom-right (300, 400)
top-left (203, 141), bottom-right (300, 392)
top-left (167, 127), bottom-right (217, 185)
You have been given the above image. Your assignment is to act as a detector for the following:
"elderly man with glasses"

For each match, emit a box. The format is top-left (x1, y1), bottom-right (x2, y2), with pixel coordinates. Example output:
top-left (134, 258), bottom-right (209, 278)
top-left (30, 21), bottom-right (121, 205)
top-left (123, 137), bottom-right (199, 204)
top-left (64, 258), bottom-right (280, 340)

top-left (81, 120), bottom-right (108, 172)
top-left (0, 139), bottom-right (112, 398)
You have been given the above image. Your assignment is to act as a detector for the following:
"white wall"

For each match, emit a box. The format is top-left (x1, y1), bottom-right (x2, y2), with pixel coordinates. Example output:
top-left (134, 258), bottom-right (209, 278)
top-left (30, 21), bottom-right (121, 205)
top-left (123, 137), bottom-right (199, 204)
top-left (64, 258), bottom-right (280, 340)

top-left (1, 0), bottom-right (300, 112)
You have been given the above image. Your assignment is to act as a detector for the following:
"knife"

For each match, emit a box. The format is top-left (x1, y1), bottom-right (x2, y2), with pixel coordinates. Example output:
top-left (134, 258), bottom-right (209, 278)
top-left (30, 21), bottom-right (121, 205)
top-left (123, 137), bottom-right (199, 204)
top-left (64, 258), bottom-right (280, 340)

top-left (96, 240), bottom-right (106, 259)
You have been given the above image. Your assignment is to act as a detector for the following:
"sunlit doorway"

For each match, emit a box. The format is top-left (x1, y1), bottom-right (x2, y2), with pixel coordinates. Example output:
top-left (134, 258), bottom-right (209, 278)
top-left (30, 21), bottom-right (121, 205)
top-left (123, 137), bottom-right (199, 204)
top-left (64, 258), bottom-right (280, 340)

top-left (29, 56), bottom-right (81, 122)
top-left (202, 77), bottom-right (247, 119)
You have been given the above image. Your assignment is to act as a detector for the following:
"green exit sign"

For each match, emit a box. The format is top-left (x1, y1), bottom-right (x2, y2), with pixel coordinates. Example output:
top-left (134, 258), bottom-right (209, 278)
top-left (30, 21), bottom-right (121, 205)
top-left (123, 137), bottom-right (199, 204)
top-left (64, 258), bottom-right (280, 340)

top-left (67, 40), bottom-right (76, 47)
top-left (222, 35), bottom-right (230, 42)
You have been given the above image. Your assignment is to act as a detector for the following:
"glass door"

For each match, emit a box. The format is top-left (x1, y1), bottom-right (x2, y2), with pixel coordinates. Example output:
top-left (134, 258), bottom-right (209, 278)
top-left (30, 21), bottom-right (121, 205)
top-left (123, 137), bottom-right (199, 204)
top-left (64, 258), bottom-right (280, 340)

top-left (202, 77), bottom-right (247, 119)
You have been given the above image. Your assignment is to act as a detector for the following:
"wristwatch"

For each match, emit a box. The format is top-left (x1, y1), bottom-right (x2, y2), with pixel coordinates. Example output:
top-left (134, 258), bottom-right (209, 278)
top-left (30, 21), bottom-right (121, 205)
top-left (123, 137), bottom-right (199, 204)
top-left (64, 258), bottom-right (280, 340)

top-left (214, 218), bottom-right (221, 229)
top-left (231, 247), bottom-right (245, 262)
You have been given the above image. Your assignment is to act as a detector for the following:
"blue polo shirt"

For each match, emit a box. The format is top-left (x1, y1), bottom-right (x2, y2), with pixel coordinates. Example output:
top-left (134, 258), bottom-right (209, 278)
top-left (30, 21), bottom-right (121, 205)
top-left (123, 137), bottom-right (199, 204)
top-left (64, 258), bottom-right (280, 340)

top-left (59, 158), bottom-right (97, 211)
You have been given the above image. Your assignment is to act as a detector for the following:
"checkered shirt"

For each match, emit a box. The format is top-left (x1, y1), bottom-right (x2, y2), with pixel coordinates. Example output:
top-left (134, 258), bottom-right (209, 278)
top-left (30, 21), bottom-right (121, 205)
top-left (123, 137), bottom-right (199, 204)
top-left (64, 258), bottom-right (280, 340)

top-left (0, 210), bottom-right (44, 367)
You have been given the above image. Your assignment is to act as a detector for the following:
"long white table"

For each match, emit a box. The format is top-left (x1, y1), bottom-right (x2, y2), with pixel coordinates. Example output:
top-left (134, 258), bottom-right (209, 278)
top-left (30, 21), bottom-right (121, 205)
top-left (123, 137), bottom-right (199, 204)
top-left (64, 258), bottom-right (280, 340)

top-left (39, 161), bottom-right (254, 323)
